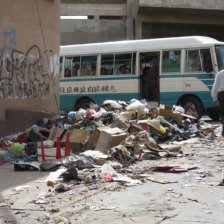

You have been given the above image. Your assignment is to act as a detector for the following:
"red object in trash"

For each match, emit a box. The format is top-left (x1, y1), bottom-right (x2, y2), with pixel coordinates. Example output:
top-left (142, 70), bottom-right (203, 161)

top-left (64, 132), bottom-right (70, 157)
top-left (141, 124), bottom-right (149, 132)
top-left (165, 168), bottom-right (188, 173)
top-left (56, 136), bottom-right (62, 159)
top-left (40, 133), bottom-right (46, 162)
top-left (14, 138), bottom-right (28, 144)
top-left (104, 173), bottom-right (113, 182)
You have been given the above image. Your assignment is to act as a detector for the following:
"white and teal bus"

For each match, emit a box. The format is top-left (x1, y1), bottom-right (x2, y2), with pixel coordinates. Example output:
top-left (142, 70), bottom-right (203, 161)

top-left (59, 36), bottom-right (224, 119)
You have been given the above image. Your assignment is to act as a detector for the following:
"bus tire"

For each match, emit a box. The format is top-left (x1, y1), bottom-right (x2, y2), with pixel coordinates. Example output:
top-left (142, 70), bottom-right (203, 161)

top-left (207, 108), bottom-right (220, 121)
top-left (74, 98), bottom-right (94, 111)
top-left (181, 96), bottom-right (204, 119)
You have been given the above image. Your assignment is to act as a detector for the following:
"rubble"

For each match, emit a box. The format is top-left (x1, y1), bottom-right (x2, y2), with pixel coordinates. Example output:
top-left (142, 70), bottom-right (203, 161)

top-left (0, 99), bottom-right (217, 174)
top-left (1, 98), bottom-right (224, 223)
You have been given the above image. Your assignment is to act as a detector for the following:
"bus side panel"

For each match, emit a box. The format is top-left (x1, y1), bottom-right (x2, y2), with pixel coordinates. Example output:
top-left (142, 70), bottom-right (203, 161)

top-left (160, 74), bottom-right (215, 108)
top-left (160, 76), bottom-right (183, 105)
top-left (59, 76), bottom-right (139, 111)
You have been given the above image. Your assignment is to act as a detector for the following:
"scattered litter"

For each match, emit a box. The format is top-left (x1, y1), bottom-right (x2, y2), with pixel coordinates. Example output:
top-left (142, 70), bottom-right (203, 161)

top-left (89, 205), bottom-right (116, 211)
top-left (13, 185), bottom-right (32, 192)
top-left (147, 176), bottom-right (177, 184)
top-left (0, 202), bottom-right (8, 207)
top-left (0, 98), bottom-right (222, 222)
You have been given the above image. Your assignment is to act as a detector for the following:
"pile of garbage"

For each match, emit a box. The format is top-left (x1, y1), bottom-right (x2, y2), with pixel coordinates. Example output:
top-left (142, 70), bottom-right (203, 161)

top-left (0, 99), bottom-right (214, 186)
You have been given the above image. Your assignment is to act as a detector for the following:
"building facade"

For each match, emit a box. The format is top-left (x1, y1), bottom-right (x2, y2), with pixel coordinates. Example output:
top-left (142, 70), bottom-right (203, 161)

top-left (61, 0), bottom-right (224, 45)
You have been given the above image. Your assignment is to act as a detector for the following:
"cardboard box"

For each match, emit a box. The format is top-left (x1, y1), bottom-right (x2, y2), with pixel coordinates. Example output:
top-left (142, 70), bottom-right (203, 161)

top-left (159, 104), bottom-right (183, 126)
top-left (95, 127), bottom-right (127, 152)
top-left (61, 129), bottom-right (90, 154)
top-left (48, 128), bottom-right (90, 154)
top-left (48, 128), bottom-right (65, 142)
top-left (159, 104), bottom-right (196, 126)
top-left (85, 126), bottom-right (110, 150)
top-left (138, 119), bottom-right (160, 131)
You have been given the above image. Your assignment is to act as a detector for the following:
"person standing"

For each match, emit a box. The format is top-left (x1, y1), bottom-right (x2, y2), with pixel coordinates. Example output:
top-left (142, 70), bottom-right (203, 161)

top-left (211, 69), bottom-right (224, 136)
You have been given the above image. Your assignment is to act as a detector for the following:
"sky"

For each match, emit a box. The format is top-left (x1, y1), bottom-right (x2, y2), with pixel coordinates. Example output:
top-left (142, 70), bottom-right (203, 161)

top-left (60, 16), bottom-right (88, 19)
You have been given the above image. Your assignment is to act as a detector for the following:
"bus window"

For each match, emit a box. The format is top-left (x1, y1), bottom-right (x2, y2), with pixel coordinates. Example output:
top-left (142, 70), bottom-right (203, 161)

top-left (72, 56), bottom-right (80, 76)
top-left (185, 49), bottom-right (213, 73)
top-left (80, 55), bottom-right (97, 76)
top-left (185, 50), bottom-right (201, 72)
top-left (162, 50), bottom-right (181, 73)
top-left (101, 53), bottom-right (136, 75)
top-left (64, 57), bottom-right (72, 77)
top-left (200, 49), bottom-right (213, 72)
top-left (216, 45), bottom-right (224, 71)
top-left (101, 54), bottom-right (114, 75)
top-left (114, 53), bottom-right (133, 75)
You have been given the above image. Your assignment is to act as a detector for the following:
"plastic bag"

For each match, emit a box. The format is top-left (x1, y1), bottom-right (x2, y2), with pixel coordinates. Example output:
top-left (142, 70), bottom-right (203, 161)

top-left (103, 100), bottom-right (123, 109)
top-left (126, 99), bottom-right (145, 111)
top-left (173, 105), bottom-right (185, 114)
top-left (40, 155), bottom-right (96, 171)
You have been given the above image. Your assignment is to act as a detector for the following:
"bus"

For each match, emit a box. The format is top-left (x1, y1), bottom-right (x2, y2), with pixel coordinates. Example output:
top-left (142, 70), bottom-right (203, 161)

top-left (59, 36), bottom-right (224, 120)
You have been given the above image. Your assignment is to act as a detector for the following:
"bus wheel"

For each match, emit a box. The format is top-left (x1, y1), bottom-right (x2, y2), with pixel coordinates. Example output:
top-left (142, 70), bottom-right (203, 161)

top-left (74, 98), bottom-right (94, 111)
top-left (181, 96), bottom-right (203, 119)
top-left (207, 108), bottom-right (220, 121)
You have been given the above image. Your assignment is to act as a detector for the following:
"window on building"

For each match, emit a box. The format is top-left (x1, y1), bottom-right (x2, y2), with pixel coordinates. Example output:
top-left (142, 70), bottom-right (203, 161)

top-left (162, 50), bottom-right (181, 73)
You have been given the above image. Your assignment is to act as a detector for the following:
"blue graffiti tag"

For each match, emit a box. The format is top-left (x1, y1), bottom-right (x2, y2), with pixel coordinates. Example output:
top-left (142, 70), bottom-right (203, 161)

top-left (2, 28), bottom-right (16, 52)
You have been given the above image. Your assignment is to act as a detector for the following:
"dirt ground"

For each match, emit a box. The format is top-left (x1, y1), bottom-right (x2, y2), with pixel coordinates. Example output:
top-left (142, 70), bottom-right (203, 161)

top-left (1, 126), bottom-right (224, 224)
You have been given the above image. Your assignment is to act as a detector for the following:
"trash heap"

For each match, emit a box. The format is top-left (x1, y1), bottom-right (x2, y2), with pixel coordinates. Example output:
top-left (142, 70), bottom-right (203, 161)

top-left (0, 99), bottom-right (213, 186)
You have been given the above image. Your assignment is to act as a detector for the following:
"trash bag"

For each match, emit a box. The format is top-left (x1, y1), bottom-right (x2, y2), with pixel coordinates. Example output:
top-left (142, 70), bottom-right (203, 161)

top-left (28, 127), bottom-right (50, 142)
top-left (8, 143), bottom-right (24, 154)
top-left (14, 162), bottom-right (40, 171)
top-left (62, 155), bottom-right (96, 170)
top-left (24, 142), bottom-right (37, 155)
top-left (40, 159), bottom-right (63, 171)
top-left (40, 155), bottom-right (96, 171)
top-left (55, 184), bottom-right (70, 193)
top-left (60, 163), bottom-right (81, 182)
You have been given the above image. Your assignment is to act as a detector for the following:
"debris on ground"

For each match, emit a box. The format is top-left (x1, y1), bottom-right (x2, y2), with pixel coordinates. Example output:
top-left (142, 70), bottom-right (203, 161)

top-left (1, 99), bottom-right (224, 223)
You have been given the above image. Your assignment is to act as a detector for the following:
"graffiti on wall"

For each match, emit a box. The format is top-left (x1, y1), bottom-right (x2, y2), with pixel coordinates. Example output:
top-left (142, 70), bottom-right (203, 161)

top-left (0, 29), bottom-right (59, 100)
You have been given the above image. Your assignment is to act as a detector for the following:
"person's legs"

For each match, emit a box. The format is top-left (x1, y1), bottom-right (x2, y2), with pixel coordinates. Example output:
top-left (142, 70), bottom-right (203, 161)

top-left (218, 91), bottom-right (224, 136)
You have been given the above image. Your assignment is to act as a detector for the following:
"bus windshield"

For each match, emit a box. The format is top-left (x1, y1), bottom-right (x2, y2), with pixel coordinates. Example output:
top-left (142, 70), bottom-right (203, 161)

top-left (215, 45), bottom-right (224, 71)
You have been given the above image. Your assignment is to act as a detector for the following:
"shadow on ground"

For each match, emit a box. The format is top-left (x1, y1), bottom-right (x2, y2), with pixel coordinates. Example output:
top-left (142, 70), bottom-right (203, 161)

top-left (0, 164), bottom-right (48, 223)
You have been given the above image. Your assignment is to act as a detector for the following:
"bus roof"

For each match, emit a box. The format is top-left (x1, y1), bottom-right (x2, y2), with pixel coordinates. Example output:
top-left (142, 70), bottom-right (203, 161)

top-left (60, 36), bottom-right (224, 56)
